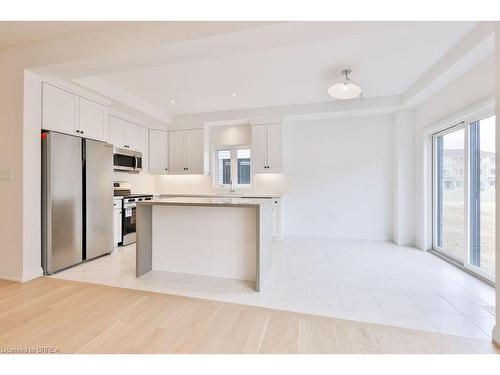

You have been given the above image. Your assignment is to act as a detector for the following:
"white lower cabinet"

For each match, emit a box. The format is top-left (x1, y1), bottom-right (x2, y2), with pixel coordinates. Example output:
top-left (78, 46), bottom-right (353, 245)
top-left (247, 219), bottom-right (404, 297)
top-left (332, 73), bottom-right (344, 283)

top-left (113, 199), bottom-right (122, 247)
top-left (272, 198), bottom-right (282, 239)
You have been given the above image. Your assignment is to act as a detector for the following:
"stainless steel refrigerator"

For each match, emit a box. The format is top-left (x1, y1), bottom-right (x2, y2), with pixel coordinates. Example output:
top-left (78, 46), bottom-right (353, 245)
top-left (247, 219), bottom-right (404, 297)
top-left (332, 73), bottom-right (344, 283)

top-left (42, 131), bottom-right (114, 274)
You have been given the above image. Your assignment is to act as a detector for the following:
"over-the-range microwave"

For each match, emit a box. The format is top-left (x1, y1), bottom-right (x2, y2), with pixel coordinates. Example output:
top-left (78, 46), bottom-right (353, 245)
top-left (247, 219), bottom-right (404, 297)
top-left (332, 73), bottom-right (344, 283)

top-left (113, 147), bottom-right (143, 173)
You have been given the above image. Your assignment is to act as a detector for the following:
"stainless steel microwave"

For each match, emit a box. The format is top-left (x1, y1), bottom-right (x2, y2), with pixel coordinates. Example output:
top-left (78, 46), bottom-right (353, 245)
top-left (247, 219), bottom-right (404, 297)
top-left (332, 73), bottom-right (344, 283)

top-left (113, 147), bottom-right (143, 173)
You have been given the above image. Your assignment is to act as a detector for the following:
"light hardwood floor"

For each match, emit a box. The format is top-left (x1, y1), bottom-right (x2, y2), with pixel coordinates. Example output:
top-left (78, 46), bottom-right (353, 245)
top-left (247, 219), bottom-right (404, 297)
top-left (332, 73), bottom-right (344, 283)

top-left (0, 277), bottom-right (498, 354)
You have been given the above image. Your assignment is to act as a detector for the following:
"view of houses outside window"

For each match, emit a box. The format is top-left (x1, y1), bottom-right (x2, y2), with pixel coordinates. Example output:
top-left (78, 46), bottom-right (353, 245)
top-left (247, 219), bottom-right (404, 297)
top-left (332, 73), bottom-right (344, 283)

top-left (216, 147), bottom-right (251, 187)
top-left (435, 115), bottom-right (495, 277)
top-left (436, 128), bottom-right (466, 264)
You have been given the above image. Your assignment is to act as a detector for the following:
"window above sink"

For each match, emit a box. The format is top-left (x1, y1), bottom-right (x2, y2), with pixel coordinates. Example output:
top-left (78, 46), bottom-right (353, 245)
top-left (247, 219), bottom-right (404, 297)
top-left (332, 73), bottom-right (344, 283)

top-left (213, 145), bottom-right (252, 191)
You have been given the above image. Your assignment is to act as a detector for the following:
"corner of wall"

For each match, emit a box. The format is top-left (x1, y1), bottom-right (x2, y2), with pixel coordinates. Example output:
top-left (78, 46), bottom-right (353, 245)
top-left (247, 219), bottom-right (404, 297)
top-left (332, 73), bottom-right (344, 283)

top-left (22, 70), bottom-right (44, 283)
top-left (392, 109), bottom-right (417, 248)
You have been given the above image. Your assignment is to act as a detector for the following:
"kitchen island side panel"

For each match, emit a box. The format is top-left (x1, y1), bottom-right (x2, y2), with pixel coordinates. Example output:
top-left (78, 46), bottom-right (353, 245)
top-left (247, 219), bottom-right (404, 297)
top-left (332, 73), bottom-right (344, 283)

top-left (136, 204), bottom-right (153, 277)
top-left (151, 205), bottom-right (257, 281)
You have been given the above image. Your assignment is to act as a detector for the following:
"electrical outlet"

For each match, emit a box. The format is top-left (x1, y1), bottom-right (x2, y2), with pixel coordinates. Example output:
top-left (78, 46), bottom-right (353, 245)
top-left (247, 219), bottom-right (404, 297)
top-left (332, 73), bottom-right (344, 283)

top-left (0, 170), bottom-right (13, 181)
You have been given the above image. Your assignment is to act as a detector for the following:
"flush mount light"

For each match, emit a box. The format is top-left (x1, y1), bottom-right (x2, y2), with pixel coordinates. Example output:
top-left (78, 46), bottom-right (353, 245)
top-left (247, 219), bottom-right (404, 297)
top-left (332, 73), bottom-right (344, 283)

top-left (328, 69), bottom-right (363, 100)
top-left (232, 93), bottom-right (237, 97)
top-left (169, 99), bottom-right (175, 104)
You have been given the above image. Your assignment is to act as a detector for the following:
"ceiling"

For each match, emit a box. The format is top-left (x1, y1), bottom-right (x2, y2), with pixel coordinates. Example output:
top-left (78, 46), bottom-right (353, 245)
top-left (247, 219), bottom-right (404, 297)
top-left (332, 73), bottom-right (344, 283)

top-left (0, 21), bottom-right (118, 50)
top-left (71, 21), bottom-right (477, 119)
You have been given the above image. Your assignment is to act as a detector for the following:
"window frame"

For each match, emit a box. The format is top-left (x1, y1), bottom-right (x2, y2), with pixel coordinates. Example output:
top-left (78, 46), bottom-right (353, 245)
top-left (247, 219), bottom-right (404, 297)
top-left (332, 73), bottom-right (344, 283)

top-left (432, 123), bottom-right (467, 264)
top-left (431, 108), bottom-right (496, 282)
top-left (212, 144), bottom-right (252, 191)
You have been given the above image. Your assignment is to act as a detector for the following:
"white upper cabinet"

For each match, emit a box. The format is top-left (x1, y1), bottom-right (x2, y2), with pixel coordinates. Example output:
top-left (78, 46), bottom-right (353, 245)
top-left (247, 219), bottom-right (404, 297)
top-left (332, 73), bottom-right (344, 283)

top-left (42, 83), bottom-right (108, 142)
top-left (109, 116), bottom-right (127, 148)
top-left (251, 125), bottom-right (267, 174)
top-left (266, 123), bottom-right (283, 173)
top-left (186, 129), bottom-right (204, 174)
top-left (109, 116), bottom-right (145, 152)
top-left (137, 126), bottom-right (149, 172)
top-left (251, 122), bottom-right (282, 173)
top-left (125, 121), bottom-right (141, 151)
top-left (168, 130), bottom-right (187, 174)
top-left (78, 97), bottom-right (107, 142)
top-left (149, 129), bottom-right (168, 174)
top-left (168, 129), bottom-right (204, 174)
top-left (42, 83), bottom-right (79, 135)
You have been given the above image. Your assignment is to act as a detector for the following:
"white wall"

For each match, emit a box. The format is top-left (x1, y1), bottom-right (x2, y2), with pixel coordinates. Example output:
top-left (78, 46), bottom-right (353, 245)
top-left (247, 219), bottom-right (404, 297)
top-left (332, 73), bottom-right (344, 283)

top-left (114, 172), bottom-right (156, 194)
top-left (393, 109), bottom-right (416, 246)
top-left (282, 115), bottom-right (394, 240)
top-left (157, 115), bottom-right (394, 241)
top-left (210, 124), bottom-right (251, 146)
top-left (414, 56), bottom-right (495, 250)
top-left (22, 71), bottom-right (44, 280)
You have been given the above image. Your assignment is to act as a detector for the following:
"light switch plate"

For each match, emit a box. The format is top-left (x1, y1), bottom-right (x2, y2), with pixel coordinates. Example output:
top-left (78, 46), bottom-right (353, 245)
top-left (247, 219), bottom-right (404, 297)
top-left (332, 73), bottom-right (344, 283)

top-left (0, 170), bottom-right (13, 181)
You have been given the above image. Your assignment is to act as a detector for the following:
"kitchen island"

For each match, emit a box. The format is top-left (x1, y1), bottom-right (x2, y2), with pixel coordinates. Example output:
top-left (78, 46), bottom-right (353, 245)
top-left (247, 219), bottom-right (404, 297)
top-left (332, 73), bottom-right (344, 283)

top-left (135, 197), bottom-right (273, 291)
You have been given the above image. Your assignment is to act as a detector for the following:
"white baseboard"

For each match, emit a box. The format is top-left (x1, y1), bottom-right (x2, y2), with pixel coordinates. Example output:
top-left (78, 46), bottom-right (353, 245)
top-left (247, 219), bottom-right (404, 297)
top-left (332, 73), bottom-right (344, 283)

top-left (393, 238), bottom-right (414, 247)
top-left (0, 273), bottom-right (23, 282)
top-left (492, 325), bottom-right (500, 346)
top-left (22, 267), bottom-right (43, 282)
top-left (0, 267), bottom-right (43, 283)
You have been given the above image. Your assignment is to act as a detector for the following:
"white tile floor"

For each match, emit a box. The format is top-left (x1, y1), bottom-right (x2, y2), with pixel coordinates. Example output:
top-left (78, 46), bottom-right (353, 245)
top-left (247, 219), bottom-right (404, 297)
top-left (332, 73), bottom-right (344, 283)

top-left (53, 237), bottom-right (496, 340)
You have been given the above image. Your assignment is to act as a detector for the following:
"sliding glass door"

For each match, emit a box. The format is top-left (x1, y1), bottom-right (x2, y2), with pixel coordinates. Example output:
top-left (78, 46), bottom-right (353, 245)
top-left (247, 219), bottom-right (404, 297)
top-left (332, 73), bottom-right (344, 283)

top-left (467, 116), bottom-right (495, 276)
top-left (432, 115), bottom-right (495, 281)
top-left (434, 126), bottom-right (466, 264)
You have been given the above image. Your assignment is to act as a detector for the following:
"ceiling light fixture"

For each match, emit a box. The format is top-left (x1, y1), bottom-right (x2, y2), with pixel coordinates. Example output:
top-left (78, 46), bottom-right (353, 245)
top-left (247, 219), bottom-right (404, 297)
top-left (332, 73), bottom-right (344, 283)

top-left (232, 93), bottom-right (237, 97)
top-left (328, 69), bottom-right (362, 100)
top-left (169, 99), bottom-right (175, 104)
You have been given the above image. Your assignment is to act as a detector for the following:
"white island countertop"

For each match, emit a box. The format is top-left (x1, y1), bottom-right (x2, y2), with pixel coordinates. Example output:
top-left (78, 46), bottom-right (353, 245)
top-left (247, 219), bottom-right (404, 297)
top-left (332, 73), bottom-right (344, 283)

top-left (159, 193), bottom-right (282, 199)
top-left (137, 196), bottom-right (272, 207)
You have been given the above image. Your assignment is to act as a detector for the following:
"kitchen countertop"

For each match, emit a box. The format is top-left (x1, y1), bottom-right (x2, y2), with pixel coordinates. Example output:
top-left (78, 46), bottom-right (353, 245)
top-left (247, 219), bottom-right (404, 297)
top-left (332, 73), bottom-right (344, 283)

top-left (136, 197), bottom-right (271, 208)
top-left (159, 193), bottom-right (281, 199)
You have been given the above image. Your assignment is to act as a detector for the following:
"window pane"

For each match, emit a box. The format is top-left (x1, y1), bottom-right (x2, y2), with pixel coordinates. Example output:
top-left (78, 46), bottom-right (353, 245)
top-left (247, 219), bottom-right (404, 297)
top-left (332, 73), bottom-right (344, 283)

top-left (469, 116), bottom-right (495, 276)
top-left (237, 149), bottom-right (251, 185)
top-left (435, 128), bottom-right (465, 263)
top-left (217, 150), bottom-right (231, 185)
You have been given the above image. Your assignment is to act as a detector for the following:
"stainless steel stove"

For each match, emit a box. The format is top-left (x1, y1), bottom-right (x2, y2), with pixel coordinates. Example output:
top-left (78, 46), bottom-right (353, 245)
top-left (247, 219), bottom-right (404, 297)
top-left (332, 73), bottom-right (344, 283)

top-left (114, 182), bottom-right (153, 246)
